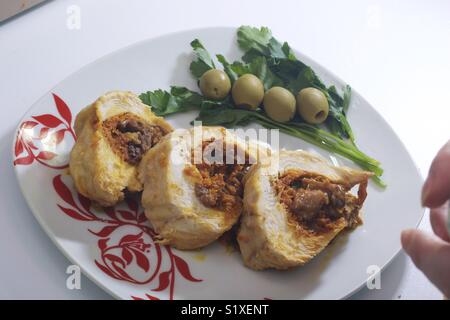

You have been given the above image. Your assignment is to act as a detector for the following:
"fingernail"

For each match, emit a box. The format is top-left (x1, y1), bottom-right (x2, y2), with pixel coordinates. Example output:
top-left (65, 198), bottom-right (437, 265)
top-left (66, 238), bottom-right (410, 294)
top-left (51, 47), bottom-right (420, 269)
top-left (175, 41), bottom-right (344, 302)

top-left (421, 178), bottom-right (431, 207)
top-left (447, 204), bottom-right (450, 237)
top-left (401, 230), bottom-right (413, 251)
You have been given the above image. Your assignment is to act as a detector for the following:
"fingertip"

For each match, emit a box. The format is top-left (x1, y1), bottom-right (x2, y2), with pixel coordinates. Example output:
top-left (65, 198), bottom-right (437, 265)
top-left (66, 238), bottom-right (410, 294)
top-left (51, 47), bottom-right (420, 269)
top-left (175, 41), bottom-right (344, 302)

top-left (401, 229), bottom-right (415, 252)
top-left (421, 178), bottom-right (430, 207)
top-left (401, 229), bottom-right (431, 268)
top-left (429, 205), bottom-right (450, 242)
top-left (422, 141), bottom-right (450, 208)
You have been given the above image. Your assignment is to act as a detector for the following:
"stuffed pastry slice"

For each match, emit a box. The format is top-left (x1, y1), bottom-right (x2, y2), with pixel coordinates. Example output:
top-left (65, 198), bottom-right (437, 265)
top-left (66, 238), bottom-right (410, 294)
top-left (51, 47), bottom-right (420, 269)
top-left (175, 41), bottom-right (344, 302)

top-left (238, 150), bottom-right (372, 270)
top-left (138, 126), bottom-right (266, 250)
top-left (69, 91), bottom-right (172, 207)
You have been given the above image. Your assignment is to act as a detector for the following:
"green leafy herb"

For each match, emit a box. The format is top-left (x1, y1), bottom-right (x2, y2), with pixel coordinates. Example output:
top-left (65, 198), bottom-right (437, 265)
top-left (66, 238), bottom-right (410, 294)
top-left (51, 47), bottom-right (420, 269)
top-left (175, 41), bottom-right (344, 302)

top-left (189, 39), bottom-right (215, 79)
top-left (218, 54), bottom-right (283, 91)
top-left (139, 86), bottom-right (204, 116)
top-left (216, 54), bottom-right (238, 83)
top-left (139, 26), bottom-right (385, 186)
top-left (236, 25), bottom-right (355, 141)
top-left (343, 85), bottom-right (352, 114)
top-left (287, 66), bottom-right (317, 94)
top-left (237, 57), bottom-right (283, 90)
top-left (237, 26), bottom-right (273, 56)
top-left (195, 101), bottom-right (254, 127)
top-left (237, 26), bottom-right (287, 60)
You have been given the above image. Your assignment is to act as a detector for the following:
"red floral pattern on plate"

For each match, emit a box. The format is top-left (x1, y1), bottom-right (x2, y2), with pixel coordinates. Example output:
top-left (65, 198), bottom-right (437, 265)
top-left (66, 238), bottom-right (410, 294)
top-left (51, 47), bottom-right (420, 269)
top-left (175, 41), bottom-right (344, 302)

top-left (15, 94), bottom-right (202, 300)
top-left (14, 93), bottom-right (76, 169)
top-left (131, 293), bottom-right (160, 300)
top-left (53, 174), bottom-right (202, 299)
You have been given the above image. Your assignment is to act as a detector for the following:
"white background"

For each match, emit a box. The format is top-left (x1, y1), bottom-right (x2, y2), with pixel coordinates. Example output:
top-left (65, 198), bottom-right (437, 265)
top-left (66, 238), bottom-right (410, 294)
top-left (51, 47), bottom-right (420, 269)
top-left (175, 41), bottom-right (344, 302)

top-left (0, 0), bottom-right (448, 299)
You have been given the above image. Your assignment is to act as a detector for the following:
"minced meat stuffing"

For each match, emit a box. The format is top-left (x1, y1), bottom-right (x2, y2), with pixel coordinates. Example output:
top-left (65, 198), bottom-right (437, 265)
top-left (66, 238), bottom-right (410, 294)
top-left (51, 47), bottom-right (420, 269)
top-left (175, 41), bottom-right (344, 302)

top-left (193, 139), bottom-right (251, 213)
top-left (102, 112), bottom-right (166, 165)
top-left (273, 170), bottom-right (368, 233)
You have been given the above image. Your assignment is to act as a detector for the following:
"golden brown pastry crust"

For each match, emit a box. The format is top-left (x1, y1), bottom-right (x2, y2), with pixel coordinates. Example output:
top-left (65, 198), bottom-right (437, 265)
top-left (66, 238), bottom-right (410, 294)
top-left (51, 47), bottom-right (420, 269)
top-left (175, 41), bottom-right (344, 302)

top-left (69, 91), bottom-right (172, 207)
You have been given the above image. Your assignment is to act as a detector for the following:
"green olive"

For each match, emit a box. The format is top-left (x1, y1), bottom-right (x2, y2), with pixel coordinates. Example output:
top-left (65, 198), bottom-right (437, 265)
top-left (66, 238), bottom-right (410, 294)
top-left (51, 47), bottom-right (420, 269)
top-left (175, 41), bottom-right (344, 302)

top-left (199, 69), bottom-right (231, 100)
top-left (296, 87), bottom-right (329, 124)
top-left (231, 74), bottom-right (264, 110)
top-left (263, 87), bottom-right (296, 122)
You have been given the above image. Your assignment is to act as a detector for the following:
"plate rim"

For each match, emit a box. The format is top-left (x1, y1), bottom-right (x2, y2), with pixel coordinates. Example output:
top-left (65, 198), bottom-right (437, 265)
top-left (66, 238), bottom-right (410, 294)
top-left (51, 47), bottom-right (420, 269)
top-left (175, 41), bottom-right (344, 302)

top-left (12, 26), bottom-right (426, 300)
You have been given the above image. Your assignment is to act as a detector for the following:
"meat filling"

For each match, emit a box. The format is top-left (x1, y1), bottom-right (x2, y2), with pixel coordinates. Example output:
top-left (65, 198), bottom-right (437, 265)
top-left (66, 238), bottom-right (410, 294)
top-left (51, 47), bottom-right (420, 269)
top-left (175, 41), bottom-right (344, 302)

top-left (102, 113), bottom-right (166, 165)
top-left (193, 140), bottom-right (251, 213)
top-left (273, 170), bottom-right (368, 233)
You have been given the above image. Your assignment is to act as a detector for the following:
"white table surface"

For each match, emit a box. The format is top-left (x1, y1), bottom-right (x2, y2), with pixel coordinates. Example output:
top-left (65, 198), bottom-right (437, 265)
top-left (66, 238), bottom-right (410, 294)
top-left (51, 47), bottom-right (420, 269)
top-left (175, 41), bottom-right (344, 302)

top-left (0, 0), bottom-right (448, 299)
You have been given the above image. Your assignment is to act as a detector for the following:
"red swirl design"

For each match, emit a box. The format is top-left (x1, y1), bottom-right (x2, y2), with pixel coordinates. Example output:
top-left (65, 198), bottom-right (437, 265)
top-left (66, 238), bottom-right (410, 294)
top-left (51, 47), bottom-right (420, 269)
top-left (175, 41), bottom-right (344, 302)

top-left (14, 93), bottom-right (76, 168)
top-left (15, 93), bottom-right (203, 299)
top-left (53, 174), bottom-right (202, 299)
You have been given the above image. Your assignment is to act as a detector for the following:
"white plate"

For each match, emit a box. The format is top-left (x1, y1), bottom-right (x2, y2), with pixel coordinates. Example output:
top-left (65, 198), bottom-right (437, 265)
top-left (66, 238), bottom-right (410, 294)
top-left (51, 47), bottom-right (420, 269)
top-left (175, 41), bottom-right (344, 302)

top-left (12, 27), bottom-right (424, 300)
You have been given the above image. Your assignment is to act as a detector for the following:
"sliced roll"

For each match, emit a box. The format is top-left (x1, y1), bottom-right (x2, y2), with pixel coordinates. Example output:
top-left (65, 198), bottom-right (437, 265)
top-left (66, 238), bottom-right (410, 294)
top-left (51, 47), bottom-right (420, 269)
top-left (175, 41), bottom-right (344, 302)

top-left (238, 150), bottom-right (372, 270)
top-left (69, 91), bottom-right (172, 207)
top-left (138, 126), bottom-right (264, 250)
